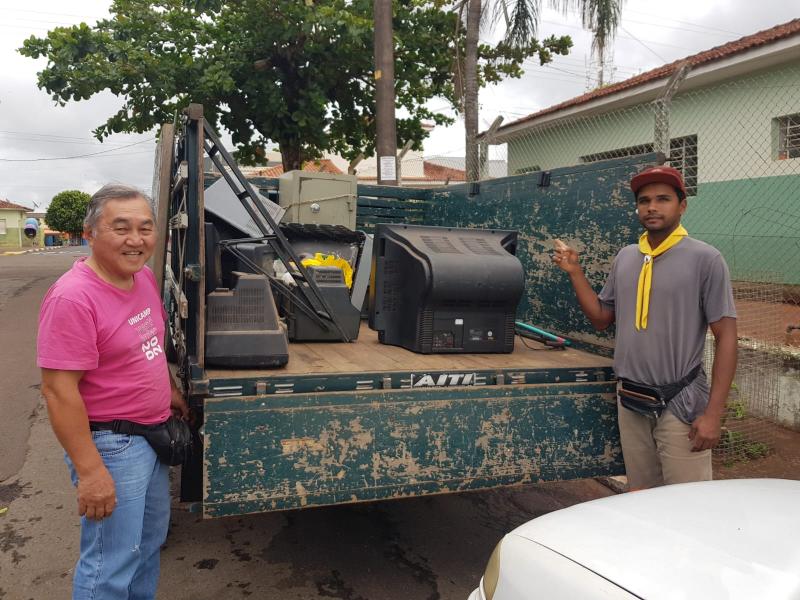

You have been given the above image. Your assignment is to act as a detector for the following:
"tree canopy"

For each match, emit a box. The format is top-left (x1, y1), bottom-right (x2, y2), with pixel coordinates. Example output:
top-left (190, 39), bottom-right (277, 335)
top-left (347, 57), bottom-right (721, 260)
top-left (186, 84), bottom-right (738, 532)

top-left (46, 190), bottom-right (91, 236)
top-left (20, 0), bottom-right (573, 172)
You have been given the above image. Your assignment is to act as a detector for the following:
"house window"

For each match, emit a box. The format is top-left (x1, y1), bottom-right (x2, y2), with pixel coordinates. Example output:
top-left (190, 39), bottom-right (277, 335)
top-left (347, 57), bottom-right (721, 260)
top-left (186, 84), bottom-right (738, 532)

top-left (580, 143), bottom-right (654, 163)
top-left (0, 219), bottom-right (6, 235)
top-left (580, 135), bottom-right (698, 197)
top-left (668, 135), bottom-right (698, 197)
top-left (776, 114), bottom-right (800, 159)
top-left (514, 164), bottom-right (541, 175)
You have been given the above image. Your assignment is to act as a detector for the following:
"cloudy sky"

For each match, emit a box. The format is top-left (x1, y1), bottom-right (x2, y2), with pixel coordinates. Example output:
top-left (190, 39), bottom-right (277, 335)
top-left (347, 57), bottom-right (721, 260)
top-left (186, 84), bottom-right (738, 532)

top-left (0, 0), bottom-right (797, 210)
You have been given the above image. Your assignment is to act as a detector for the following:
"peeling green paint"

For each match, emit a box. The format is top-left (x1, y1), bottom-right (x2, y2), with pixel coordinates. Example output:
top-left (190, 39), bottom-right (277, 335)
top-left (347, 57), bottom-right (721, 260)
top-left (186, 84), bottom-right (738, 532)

top-left (203, 382), bottom-right (623, 517)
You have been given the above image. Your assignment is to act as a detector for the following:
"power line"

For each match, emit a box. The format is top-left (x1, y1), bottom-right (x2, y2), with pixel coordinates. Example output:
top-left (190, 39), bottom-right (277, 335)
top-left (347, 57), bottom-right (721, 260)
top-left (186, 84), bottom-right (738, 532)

top-left (0, 132), bottom-right (151, 148)
top-left (623, 8), bottom-right (746, 36)
top-left (0, 138), bottom-right (155, 162)
top-left (620, 26), bottom-right (668, 63)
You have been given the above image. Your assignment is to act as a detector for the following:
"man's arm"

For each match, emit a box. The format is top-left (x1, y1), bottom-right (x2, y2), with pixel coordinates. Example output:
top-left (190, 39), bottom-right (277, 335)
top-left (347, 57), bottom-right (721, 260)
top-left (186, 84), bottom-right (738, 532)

top-left (40, 368), bottom-right (116, 520)
top-left (552, 239), bottom-right (615, 330)
top-left (688, 317), bottom-right (737, 451)
top-left (170, 373), bottom-right (189, 420)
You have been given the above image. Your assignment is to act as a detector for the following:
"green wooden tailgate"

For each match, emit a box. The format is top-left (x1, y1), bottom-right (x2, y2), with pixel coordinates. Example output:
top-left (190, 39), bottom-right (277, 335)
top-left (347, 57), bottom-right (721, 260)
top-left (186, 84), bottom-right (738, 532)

top-left (202, 382), bottom-right (623, 517)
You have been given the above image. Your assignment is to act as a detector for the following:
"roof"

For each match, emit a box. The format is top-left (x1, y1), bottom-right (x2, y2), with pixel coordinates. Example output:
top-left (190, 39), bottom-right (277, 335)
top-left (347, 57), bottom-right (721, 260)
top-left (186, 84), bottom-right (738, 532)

top-left (0, 199), bottom-right (33, 212)
top-left (422, 161), bottom-right (466, 182)
top-left (496, 18), bottom-right (800, 135)
top-left (248, 159), bottom-right (343, 178)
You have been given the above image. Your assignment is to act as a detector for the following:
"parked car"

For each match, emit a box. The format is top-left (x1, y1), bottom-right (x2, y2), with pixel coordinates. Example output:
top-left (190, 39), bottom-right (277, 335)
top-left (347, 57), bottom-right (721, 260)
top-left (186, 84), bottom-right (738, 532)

top-left (468, 478), bottom-right (800, 600)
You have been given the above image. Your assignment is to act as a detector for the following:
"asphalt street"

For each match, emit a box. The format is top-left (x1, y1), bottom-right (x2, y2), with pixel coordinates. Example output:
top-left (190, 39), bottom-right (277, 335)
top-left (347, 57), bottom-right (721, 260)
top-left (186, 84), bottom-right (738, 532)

top-left (0, 248), bottom-right (612, 600)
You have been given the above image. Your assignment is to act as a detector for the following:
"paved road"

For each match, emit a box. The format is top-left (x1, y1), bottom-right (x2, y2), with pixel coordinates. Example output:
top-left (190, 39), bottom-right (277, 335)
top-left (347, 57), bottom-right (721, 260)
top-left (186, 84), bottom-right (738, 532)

top-left (0, 250), bottom-right (612, 600)
top-left (0, 247), bottom-right (88, 480)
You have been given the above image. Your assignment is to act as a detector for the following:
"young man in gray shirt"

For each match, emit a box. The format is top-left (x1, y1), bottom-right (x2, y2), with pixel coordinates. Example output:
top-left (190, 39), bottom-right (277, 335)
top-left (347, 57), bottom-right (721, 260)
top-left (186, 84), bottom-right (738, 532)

top-left (553, 166), bottom-right (737, 489)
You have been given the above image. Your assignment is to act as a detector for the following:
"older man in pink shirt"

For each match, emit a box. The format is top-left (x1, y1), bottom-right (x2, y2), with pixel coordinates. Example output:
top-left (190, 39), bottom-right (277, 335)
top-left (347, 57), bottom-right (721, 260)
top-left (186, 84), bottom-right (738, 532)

top-left (37, 184), bottom-right (188, 600)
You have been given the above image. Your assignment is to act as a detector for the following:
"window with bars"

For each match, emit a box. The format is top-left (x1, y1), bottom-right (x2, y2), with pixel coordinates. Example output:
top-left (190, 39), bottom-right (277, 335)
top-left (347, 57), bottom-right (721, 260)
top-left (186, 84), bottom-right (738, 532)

top-left (579, 135), bottom-right (698, 197)
top-left (776, 114), bottom-right (800, 160)
top-left (668, 135), bottom-right (698, 197)
top-left (514, 164), bottom-right (541, 175)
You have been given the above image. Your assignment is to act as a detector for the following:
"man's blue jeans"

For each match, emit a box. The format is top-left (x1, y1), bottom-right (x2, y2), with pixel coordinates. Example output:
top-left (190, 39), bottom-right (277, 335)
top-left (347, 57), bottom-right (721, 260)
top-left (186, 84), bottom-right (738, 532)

top-left (66, 431), bottom-right (170, 600)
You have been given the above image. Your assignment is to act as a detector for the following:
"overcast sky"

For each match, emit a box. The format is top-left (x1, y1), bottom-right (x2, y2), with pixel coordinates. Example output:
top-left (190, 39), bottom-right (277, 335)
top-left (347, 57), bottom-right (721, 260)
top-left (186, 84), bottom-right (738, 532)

top-left (0, 0), bottom-right (797, 210)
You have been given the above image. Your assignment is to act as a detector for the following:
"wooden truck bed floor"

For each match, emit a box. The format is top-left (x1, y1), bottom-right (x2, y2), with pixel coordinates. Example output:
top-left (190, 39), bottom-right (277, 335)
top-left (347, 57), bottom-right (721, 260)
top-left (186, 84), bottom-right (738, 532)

top-left (205, 322), bottom-right (612, 378)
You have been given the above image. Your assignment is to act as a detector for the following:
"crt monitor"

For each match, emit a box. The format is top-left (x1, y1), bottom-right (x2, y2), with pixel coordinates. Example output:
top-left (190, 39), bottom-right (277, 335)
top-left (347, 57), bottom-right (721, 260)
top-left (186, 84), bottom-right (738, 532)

top-left (368, 223), bottom-right (524, 354)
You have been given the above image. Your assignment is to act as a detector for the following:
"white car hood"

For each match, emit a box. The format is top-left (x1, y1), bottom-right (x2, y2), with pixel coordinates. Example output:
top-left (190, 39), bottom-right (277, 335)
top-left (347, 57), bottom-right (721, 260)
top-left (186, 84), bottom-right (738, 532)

top-left (509, 479), bottom-right (800, 600)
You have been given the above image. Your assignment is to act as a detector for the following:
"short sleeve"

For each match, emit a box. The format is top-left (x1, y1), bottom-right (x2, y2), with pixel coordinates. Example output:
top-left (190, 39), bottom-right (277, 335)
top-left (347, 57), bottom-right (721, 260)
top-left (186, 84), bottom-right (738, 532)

top-left (141, 266), bottom-right (167, 321)
top-left (597, 256), bottom-right (617, 311)
top-left (702, 254), bottom-right (737, 324)
top-left (37, 296), bottom-right (99, 371)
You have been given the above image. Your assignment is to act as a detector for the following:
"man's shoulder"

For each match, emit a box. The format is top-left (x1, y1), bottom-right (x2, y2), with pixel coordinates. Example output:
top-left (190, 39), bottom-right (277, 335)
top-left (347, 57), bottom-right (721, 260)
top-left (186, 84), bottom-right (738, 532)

top-left (614, 243), bottom-right (641, 261)
top-left (45, 262), bottom-right (92, 303)
top-left (682, 236), bottom-right (723, 259)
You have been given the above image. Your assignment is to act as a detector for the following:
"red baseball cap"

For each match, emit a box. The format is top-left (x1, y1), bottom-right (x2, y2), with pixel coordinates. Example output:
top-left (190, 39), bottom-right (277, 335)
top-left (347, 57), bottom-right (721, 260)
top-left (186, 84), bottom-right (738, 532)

top-left (630, 166), bottom-right (687, 200)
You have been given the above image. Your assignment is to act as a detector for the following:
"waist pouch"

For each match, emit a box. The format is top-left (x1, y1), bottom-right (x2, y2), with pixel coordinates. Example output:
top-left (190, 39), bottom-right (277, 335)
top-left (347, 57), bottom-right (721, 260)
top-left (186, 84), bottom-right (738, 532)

top-left (618, 364), bottom-right (702, 419)
top-left (90, 416), bottom-right (193, 466)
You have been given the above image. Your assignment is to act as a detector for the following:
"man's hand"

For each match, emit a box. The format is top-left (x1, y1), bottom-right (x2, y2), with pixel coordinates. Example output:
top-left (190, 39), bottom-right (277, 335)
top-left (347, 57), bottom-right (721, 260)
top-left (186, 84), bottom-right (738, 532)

top-left (688, 412), bottom-right (722, 451)
top-left (77, 466), bottom-right (116, 520)
top-left (171, 385), bottom-right (190, 420)
top-left (552, 239), bottom-right (581, 275)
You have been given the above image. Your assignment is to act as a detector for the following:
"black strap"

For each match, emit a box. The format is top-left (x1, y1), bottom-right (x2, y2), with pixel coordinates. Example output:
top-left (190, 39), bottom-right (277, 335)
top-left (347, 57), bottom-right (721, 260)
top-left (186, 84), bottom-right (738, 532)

top-left (655, 364), bottom-right (703, 402)
top-left (89, 419), bottom-right (163, 435)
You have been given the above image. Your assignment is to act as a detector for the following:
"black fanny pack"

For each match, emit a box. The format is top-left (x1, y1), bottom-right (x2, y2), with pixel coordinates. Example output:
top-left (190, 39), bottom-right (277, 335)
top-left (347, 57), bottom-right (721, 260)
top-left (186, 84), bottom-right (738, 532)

top-left (90, 416), bottom-right (193, 466)
top-left (618, 364), bottom-right (702, 419)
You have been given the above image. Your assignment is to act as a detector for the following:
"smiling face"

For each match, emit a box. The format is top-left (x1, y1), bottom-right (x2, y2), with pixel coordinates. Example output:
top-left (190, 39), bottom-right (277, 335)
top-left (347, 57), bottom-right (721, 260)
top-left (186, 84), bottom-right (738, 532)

top-left (636, 182), bottom-right (687, 236)
top-left (85, 196), bottom-right (156, 287)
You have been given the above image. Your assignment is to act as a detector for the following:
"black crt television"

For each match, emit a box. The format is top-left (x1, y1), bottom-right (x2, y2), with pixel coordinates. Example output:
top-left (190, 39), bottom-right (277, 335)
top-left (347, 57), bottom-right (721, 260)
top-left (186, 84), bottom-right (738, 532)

top-left (368, 223), bottom-right (524, 354)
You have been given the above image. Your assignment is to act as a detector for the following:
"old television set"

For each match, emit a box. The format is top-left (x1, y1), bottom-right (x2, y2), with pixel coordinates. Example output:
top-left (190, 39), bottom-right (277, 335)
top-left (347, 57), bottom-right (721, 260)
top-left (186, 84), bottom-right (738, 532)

top-left (368, 223), bottom-right (524, 354)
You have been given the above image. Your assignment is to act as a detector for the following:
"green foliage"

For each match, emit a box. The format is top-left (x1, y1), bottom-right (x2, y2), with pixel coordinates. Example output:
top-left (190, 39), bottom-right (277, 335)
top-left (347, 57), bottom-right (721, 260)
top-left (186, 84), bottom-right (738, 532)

top-left (19, 0), bottom-right (466, 169)
top-left (46, 190), bottom-right (91, 236)
top-left (729, 400), bottom-right (747, 420)
top-left (720, 428), bottom-right (771, 466)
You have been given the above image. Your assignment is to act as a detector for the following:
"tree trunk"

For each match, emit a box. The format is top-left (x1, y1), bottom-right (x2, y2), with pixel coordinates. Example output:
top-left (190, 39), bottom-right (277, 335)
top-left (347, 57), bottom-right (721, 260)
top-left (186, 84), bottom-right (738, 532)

top-left (464, 0), bottom-right (481, 182)
top-left (280, 141), bottom-right (303, 172)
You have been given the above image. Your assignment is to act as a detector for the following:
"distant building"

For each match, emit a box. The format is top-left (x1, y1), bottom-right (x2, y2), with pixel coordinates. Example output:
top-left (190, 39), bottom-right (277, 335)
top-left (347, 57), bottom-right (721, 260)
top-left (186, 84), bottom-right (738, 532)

top-left (0, 199), bottom-right (33, 248)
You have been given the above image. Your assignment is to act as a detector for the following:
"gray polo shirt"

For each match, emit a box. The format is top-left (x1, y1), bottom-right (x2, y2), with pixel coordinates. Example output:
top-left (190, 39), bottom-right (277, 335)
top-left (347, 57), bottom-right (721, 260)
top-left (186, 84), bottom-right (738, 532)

top-left (598, 237), bottom-right (737, 424)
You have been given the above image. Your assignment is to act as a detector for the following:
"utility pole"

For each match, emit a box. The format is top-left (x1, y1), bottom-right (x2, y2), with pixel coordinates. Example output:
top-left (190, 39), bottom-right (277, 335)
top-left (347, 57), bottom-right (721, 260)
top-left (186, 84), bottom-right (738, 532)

top-left (374, 0), bottom-right (398, 186)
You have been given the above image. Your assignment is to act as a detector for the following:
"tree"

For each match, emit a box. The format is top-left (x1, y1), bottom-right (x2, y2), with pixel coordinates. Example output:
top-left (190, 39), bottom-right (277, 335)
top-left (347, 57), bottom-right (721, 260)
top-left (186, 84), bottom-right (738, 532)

top-left (46, 190), bottom-right (91, 237)
top-left (20, 0), bottom-right (461, 172)
top-left (459, 0), bottom-right (623, 180)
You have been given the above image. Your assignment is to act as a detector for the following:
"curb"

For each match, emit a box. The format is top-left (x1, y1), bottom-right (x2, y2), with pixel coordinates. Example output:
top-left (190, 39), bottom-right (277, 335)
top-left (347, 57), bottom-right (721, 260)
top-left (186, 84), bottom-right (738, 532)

top-left (1, 246), bottom-right (71, 256)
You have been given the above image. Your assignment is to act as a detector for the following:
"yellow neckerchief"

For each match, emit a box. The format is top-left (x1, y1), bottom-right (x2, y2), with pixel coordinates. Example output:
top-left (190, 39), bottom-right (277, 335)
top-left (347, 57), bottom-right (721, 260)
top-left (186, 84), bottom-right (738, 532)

top-left (635, 224), bottom-right (688, 330)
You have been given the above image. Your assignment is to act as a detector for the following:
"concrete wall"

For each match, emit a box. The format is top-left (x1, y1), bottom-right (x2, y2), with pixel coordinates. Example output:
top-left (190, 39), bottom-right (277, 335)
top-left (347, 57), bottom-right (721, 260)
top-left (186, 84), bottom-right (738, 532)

top-left (0, 210), bottom-right (25, 248)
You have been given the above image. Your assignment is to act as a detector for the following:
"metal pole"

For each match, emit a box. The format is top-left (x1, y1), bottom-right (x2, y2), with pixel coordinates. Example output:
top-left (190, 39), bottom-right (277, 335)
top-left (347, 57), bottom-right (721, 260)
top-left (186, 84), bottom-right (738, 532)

top-left (479, 115), bottom-right (504, 180)
top-left (374, 0), bottom-right (397, 186)
top-left (654, 61), bottom-right (691, 160)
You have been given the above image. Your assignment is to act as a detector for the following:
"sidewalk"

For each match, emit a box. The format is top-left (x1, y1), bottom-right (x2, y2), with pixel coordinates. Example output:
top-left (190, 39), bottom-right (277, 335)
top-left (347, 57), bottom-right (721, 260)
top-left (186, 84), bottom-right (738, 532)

top-left (1, 246), bottom-right (70, 256)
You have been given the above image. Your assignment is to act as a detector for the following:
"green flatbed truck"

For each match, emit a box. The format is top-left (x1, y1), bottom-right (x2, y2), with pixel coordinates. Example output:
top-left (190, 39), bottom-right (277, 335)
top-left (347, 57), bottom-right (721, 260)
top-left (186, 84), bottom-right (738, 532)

top-left (155, 106), bottom-right (656, 518)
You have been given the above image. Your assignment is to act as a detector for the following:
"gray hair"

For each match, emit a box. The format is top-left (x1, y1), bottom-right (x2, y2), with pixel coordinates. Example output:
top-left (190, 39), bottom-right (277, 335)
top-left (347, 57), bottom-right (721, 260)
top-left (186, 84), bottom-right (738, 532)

top-left (84, 184), bottom-right (155, 234)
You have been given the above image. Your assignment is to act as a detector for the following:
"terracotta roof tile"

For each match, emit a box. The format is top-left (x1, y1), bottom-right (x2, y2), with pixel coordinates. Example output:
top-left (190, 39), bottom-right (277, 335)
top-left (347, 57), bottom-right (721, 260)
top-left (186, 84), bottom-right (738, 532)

top-left (0, 199), bottom-right (33, 211)
top-left (496, 18), bottom-right (800, 134)
top-left (250, 159), bottom-right (343, 178)
top-left (422, 161), bottom-right (466, 181)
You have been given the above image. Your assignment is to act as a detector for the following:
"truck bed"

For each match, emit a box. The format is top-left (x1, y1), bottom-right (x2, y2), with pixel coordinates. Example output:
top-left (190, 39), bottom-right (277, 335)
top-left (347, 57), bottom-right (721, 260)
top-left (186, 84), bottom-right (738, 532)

top-left (205, 322), bottom-right (611, 379)
top-left (200, 325), bottom-right (621, 516)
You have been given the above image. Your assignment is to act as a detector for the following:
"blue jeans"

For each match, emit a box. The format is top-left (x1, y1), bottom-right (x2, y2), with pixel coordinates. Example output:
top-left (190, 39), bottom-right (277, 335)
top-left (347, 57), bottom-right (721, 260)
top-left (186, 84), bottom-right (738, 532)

top-left (66, 431), bottom-right (170, 600)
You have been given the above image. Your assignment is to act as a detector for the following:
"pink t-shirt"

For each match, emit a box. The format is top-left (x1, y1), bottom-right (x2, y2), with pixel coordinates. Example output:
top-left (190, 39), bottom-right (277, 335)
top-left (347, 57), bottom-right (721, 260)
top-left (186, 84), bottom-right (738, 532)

top-left (37, 258), bottom-right (171, 425)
